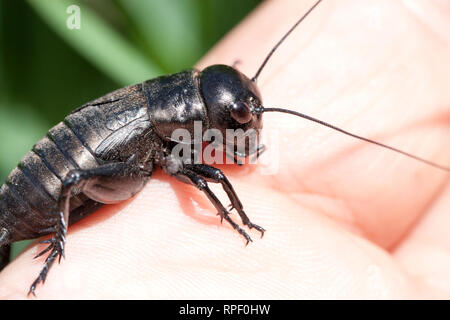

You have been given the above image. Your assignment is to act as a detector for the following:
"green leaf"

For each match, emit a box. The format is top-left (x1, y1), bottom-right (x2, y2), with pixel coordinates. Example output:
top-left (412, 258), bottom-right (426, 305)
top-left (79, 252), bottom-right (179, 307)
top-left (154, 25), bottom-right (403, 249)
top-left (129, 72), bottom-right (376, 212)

top-left (27, 0), bottom-right (163, 85)
top-left (0, 104), bottom-right (49, 183)
top-left (11, 240), bottom-right (33, 260)
top-left (118, 0), bottom-right (203, 73)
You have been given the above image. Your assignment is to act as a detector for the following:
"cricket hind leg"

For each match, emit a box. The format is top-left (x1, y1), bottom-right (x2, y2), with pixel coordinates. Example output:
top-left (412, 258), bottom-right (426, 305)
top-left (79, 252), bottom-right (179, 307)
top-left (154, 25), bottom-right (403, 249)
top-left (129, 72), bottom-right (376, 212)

top-left (28, 156), bottom-right (149, 296)
top-left (185, 164), bottom-right (265, 237)
top-left (0, 228), bottom-right (10, 271)
top-left (0, 244), bottom-right (10, 271)
top-left (28, 209), bottom-right (67, 296)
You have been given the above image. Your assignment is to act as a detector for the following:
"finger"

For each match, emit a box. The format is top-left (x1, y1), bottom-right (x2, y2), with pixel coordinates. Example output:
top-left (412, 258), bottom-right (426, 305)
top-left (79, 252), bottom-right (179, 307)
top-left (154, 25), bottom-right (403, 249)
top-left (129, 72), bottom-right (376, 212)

top-left (0, 174), bottom-right (433, 299)
top-left (394, 182), bottom-right (450, 293)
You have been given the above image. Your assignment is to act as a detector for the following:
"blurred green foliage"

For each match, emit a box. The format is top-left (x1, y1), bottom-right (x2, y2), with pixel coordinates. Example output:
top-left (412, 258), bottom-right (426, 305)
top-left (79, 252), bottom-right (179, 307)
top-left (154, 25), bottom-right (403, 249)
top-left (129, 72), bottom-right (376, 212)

top-left (0, 0), bottom-right (260, 258)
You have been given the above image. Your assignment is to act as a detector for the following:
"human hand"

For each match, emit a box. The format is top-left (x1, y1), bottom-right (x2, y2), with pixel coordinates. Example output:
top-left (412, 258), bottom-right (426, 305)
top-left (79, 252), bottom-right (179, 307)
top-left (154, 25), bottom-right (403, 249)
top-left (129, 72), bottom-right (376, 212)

top-left (0, 0), bottom-right (449, 299)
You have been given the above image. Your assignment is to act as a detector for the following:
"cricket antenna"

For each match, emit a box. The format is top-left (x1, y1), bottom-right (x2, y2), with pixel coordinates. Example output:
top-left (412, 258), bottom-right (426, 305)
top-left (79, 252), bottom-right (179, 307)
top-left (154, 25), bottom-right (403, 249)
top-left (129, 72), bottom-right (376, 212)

top-left (252, 0), bottom-right (323, 82)
top-left (256, 106), bottom-right (450, 172)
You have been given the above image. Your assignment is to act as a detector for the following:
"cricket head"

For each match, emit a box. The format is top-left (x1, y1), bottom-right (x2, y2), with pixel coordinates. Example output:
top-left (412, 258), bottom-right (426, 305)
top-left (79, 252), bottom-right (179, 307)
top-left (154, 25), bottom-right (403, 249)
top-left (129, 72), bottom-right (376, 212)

top-left (200, 64), bottom-right (264, 160)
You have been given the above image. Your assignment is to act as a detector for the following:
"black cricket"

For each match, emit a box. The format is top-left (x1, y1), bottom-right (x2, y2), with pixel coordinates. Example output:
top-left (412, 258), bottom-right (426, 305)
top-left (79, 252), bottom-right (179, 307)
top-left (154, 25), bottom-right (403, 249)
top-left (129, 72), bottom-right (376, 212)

top-left (0, 0), bottom-right (448, 295)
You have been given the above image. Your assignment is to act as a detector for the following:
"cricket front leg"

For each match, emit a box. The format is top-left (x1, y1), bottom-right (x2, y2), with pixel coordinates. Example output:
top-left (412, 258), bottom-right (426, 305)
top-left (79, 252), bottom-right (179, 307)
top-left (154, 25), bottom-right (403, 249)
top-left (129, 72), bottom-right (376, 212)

top-left (163, 156), bottom-right (255, 244)
top-left (185, 164), bottom-right (265, 237)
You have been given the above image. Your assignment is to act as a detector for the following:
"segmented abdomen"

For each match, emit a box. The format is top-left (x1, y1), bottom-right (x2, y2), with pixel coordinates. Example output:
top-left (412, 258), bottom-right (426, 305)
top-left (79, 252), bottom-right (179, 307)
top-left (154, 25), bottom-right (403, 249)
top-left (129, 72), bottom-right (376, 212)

top-left (0, 118), bottom-right (101, 242)
top-left (0, 83), bottom-right (150, 243)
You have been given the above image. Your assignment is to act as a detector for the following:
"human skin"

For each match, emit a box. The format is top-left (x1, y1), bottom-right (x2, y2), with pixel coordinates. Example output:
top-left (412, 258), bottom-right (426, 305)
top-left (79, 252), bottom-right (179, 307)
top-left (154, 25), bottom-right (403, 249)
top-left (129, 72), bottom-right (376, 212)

top-left (0, 0), bottom-right (449, 299)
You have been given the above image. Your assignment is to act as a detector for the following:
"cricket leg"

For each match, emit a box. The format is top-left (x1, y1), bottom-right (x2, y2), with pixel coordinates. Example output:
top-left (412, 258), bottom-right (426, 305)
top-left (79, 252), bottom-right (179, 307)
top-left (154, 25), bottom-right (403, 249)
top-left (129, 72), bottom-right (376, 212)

top-left (28, 155), bottom-right (150, 295)
top-left (185, 164), bottom-right (265, 237)
top-left (165, 161), bottom-right (254, 244)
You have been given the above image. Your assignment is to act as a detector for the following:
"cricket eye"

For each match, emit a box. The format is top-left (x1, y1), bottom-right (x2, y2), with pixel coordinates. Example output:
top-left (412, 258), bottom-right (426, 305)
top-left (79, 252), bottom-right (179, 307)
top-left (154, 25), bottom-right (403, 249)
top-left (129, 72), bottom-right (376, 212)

top-left (230, 101), bottom-right (252, 124)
